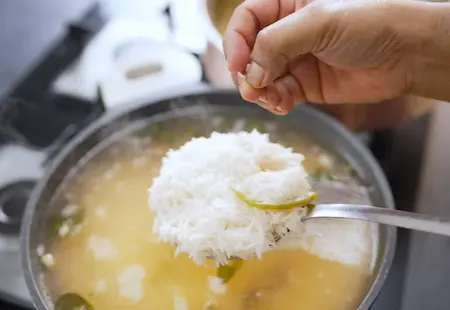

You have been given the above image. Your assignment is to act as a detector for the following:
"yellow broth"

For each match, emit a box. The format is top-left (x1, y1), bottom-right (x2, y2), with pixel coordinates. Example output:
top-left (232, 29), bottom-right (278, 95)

top-left (41, 118), bottom-right (374, 310)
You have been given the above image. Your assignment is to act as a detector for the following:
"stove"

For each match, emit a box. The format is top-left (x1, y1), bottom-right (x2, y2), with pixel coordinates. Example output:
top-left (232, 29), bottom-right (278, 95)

top-left (0, 5), bottom-right (106, 308)
top-left (0, 3), bottom-right (433, 310)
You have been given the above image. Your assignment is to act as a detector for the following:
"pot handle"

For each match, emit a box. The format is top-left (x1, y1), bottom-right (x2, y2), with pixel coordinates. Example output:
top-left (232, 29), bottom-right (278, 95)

top-left (98, 38), bottom-right (206, 111)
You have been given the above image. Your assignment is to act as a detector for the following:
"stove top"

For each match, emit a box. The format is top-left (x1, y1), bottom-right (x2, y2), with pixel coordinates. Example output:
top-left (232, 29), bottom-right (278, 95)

top-left (0, 4), bottom-right (105, 308)
top-left (0, 3), bottom-right (433, 310)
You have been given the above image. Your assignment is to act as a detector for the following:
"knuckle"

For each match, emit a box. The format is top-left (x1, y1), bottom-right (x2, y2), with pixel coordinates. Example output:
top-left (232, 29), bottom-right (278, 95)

top-left (234, 3), bottom-right (250, 19)
top-left (306, 2), bottom-right (340, 25)
top-left (304, 1), bottom-right (334, 21)
top-left (305, 3), bottom-right (341, 52)
top-left (255, 28), bottom-right (278, 55)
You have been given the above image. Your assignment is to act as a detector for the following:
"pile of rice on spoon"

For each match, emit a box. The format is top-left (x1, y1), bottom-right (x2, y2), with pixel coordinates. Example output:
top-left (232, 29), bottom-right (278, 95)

top-left (148, 130), bottom-right (317, 265)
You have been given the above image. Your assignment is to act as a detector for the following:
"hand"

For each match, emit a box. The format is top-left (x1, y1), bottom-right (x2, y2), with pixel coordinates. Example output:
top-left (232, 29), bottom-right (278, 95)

top-left (224, 0), bottom-right (450, 115)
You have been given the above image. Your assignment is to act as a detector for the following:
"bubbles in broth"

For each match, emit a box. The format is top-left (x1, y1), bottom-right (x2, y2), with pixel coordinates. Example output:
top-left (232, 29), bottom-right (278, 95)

top-left (39, 116), bottom-right (375, 310)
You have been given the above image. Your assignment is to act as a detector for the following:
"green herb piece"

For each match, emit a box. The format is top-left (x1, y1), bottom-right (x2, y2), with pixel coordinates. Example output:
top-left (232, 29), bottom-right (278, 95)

top-left (146, 123), bottom-right (175, 142)
top-left (186, 125), bottom-right (204, 138)
top-left (51, 208), bottom-right (85, 237)
top-left (348, 165), bottom-right (358, 178)
top-left (55, 293), bottom-right (94, 310)
top-left (310, 168), bottom-right (334, 181)
top-left (217, 259), bottom-right (244, 284)
top-left (234, 190), bottom-right (317, 211)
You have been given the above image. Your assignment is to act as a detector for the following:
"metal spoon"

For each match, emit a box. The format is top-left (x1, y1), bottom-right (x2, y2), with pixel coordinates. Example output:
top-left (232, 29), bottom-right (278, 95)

top-left (307, 180), bottom-right (450, 237)
top-left (303, 203), bottom-right (450, 237)
top-left (208, 180), bottom-right (450, 261)
top-left (218, 203), bottom-right (450, 261)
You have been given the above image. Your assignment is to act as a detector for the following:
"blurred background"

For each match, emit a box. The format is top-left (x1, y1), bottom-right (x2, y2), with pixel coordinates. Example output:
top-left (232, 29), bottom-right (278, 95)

top-left (0, 0), bottom-right (450, 309)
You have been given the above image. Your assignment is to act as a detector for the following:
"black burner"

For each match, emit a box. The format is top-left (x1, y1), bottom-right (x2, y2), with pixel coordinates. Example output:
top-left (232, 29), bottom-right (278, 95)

top-left (0, 181), bottom-right (35, 234)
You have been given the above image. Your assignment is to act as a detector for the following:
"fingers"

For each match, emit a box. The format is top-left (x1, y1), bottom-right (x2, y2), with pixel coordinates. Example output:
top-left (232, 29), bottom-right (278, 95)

top-left (272, 73), bottom-right (307, 113)
top-left (246, 3), bottom-right (333, 89)
top-left (235, 71), bottom-right (307, 115)
top-left (239, 77), bottom-right (265, 103)
top-left (233, 73), bottom-right (282, 113)
top-left (223, 31), bottom-right (251, 74)
top-left (223, 0), bottom-right (294, 74)
top-left (226, 0), bottom-right (335, 116)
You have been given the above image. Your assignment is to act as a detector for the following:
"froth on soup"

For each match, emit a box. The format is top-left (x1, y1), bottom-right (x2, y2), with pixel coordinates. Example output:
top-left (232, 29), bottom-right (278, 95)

top-left (38, 116), bottom-right (376, 310)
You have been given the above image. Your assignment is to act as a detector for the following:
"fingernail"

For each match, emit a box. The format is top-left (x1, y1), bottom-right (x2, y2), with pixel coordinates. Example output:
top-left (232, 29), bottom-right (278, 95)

top-left (275, 106), bottom-right (284, 112)
top-left (245, 61), bottom-right (265, 88)
top-left (238, 77), bottom-right (262, 103)
top-left (272, 110), bottom-right (286, 116)
top-left (255, 101), bottom-right (268, 109)
top-left (235, 72), bottom-right (245, 87)
top-left (259, 95), bottom-right (269, 104)
top-left (273, 106), bottom-right (287, 115)
top-left (231, 72), bottom-right (239, 87)
top-left (257, 96), bottom-right (269, 108)
top-left (222, 40), bottom-right (228, 60)
top-left (266, 85), bottom-right (280, 108)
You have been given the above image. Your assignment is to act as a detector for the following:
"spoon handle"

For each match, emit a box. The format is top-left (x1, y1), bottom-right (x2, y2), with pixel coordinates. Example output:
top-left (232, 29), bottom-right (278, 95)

top-left (305, 204), bottom-right (450, 237)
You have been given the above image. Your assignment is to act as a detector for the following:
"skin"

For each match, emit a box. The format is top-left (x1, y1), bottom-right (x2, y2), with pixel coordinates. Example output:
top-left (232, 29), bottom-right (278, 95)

top-left (223, 0), bottom-right (450, 115)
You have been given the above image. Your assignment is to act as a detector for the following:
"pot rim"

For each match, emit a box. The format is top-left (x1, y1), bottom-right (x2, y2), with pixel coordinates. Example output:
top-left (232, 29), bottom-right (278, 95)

top-left (20, 88), bottom-right (396, 310)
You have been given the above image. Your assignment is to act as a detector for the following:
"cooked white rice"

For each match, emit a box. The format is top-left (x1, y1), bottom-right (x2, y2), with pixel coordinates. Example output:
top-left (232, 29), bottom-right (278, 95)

top-left (148, 131), bottom-right (312, 264)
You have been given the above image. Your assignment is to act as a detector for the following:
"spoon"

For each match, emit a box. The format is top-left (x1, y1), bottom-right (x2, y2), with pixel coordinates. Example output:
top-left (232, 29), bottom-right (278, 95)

top-left (303, 203), bottom-right (450, 236)
top-left (208, 180), bottom-right (450, 261)
top-left (218, 203), bottom-right (450, 261)
top-left (307, 180), bottom-right (450, 237)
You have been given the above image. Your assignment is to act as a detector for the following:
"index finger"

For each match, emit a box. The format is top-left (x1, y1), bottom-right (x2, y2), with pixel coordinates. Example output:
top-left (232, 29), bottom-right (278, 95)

top-left (223, 0), bottom-right (295, 73)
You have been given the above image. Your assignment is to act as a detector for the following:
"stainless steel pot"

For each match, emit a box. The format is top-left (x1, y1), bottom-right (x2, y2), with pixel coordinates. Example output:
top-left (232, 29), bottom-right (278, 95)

top-left (20, 88), bottom-right (396, 310)
top-left (199, 0), bottom-right (435, 132)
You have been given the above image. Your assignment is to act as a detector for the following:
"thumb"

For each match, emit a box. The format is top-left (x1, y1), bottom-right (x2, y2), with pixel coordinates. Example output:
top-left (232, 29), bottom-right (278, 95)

top-left (245, 5), bottom-right (333, 89)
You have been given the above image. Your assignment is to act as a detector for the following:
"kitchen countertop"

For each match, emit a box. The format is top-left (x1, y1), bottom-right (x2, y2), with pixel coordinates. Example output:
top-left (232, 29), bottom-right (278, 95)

top-left (1, 1), bottom-right (450, 310)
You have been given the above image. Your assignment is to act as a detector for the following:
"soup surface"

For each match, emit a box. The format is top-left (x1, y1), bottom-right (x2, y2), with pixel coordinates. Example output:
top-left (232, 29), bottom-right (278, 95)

top-left (39, 116), bottom-right (374, 310)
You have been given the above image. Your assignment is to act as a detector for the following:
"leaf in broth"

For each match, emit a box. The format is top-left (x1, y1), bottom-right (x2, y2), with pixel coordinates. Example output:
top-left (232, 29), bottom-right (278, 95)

top-left (55, 293), bottom-right (94, 310)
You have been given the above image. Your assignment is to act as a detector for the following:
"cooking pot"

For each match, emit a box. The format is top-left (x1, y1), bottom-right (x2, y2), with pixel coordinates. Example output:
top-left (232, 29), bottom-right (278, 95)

top-left (199, 0), bottom-right (435, 132)
top-left (20, 88), bottom-right (395, 310)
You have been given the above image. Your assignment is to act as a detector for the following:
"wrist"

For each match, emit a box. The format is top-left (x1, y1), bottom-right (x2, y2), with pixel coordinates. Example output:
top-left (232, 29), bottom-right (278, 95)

top-left (395, 1), bottom-right (450, 100)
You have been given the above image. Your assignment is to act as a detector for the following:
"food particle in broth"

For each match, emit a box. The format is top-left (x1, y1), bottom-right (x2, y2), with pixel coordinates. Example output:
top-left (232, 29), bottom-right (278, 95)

top-left (87, 235), bottom-right (117, 259)
top-left (117, 264), bottom-right (146, 303)
top-left (174, 294), bottom-right (189, 310)
top-left (208, 276), bottom-right (228, 294)
top-left (42, 117), bottom-right (375, 310)
top-left (40, 253), bottom-right (55, 268)
top-left (94, 279), bottom-right (107, 294)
